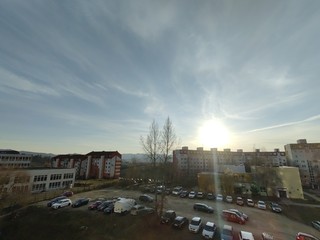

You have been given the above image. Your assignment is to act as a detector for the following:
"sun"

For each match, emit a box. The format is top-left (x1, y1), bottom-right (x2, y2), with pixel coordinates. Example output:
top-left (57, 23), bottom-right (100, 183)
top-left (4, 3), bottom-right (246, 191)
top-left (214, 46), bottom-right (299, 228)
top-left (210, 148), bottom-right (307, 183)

top-left (197, 119), bottom-right (230, 148)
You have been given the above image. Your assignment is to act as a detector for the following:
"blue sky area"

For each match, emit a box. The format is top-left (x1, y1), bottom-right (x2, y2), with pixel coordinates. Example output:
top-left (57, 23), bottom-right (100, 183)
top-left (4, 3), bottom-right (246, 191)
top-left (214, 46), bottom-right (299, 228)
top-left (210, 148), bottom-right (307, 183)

top-left (1, 1), bottom-right (320, 154)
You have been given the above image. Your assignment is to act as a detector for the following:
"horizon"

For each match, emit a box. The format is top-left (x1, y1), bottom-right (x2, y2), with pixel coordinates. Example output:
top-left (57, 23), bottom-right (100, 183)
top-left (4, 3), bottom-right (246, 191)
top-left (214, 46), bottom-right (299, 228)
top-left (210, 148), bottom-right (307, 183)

top-left (1, 1), bottom-right (320, 155)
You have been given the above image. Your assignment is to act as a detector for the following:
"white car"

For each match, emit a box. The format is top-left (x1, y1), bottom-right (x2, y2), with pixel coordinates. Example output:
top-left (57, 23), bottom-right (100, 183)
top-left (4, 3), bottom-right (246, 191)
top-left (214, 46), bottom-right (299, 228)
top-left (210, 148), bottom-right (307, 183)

top-left (247, 198), bottom-right (255, 207)
top-left (189, 216), bottom-right (202, 233)
top-left (188, 191), bottom-right (197, 198)
top-left (226, 195), bottom-right (233, 203)
top-left (239, 230), bottom-right (255, 240)
top-left (51, 198), bottom-right (72, 209)
top-left (202, 221), bottom-right (217, 239)
top-left (216, 194), bottom-right (223, 201)
top-left (257, 200), bottom-right (267, 210)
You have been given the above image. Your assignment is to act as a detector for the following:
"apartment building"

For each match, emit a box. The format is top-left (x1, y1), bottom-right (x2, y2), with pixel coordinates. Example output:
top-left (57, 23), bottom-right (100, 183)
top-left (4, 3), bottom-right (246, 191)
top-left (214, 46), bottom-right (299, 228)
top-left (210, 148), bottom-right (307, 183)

top-left (51, 151), bottom-right (122, 180)
top-left (0, 150), bottom-right (31, 168)
top-left (173, 147), bottom-right (286, 178)
top-left (0, 168), bottom-right (76, 193)
top-left (285, 139), bottom-right (320, 188)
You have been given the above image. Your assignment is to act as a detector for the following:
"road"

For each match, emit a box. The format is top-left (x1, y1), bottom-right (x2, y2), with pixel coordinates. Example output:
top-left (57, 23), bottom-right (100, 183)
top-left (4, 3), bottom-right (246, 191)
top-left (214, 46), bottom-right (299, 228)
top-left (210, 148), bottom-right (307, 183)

top-left (40, 188), bottom-right (320, 239)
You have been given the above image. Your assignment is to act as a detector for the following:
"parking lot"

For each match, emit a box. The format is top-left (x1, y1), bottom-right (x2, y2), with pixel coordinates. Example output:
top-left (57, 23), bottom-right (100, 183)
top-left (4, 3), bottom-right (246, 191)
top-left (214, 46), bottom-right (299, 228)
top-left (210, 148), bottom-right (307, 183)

top-left (41, 188), bottom-right (320, 239)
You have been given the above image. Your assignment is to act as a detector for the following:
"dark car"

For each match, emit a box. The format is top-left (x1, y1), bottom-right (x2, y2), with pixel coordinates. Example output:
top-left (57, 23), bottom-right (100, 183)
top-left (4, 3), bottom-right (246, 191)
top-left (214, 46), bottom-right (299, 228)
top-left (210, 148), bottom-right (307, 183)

top-left (139, 194), bottom-right (154, 203)
top-left (103, 203), bottom-right (114, 214)
top-left (47, 196), bottom-right (67, 207)
top-left (161, 210), bottom-right (176, 224)
top-left (72, 198), bottom-right (90, 208)
top-left (88, 200), bottom-right (102, 210)
top-left (269, 202), bottom-right (282, 213)
top-left (61, 191), bottom-right (73, 197)
top-left (97, 200), bottom-right (114, 211)
top-left (207, 193), bottom-right (215, 200)
top-left (193, 203), bottom-right (214, 213)
top-left (311, 220), bottom-right (320, 231)
top-left (172, 216), bottom-right (189, 229)
top-left (179, 190), bottom-right (189, 198)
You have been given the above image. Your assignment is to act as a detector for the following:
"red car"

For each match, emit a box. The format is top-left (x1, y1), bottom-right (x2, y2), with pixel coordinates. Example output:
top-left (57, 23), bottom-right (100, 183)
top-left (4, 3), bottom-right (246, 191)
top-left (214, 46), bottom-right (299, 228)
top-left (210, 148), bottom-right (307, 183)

top-left (61, 191), bottom-right (73, 197)
top-left (88, 200), bottom-right (102, 210)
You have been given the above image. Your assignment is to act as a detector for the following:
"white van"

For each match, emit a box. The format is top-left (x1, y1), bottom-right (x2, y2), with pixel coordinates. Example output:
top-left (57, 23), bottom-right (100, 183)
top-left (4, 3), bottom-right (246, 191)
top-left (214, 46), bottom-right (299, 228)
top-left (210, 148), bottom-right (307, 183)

top-left (114, 198), bottom-right (136, 214)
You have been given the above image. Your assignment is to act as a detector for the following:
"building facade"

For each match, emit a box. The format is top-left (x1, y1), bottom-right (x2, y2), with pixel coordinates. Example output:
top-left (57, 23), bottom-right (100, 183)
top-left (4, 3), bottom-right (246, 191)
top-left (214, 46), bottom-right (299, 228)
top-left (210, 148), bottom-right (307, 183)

top-left (0, 150), bottom-right (31, 168)
top-left (173, 147), bottom-right (287, 178)
top-left (51, 151), bottom-right (122, 180)
top-left (0, 168), bottom-right (76, 194)
top-left (285, 139), bottom-right (320, 188)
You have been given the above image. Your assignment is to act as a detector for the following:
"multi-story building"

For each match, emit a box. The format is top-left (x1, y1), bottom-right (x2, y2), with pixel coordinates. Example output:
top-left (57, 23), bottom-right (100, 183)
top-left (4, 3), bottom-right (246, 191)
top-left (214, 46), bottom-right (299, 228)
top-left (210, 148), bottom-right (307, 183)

top-left (285, 139), bottom-right (320, 188)
top-left (173, 147), bottom-right (286, 178)
top-left (0, 168), bottom-right (76, 194)
top-left (51, 151), bottom-right (122, 180)
top-left (0, 150), bottom-right (31, 168)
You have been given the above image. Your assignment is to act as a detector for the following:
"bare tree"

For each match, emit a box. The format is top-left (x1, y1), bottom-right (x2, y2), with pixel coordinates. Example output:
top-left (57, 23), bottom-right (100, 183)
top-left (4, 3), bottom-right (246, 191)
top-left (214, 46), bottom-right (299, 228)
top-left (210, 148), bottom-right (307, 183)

top-left (160, 117), bottom-right (177, 164)
top-left (140, 120), bottom-right (160, 168)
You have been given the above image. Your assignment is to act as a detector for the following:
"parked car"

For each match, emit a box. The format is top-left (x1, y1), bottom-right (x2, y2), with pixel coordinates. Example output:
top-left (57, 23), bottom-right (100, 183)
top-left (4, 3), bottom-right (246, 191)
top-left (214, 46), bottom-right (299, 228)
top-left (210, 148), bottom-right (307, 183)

top-left (269, 202), bottom-right (282, 213)
top-left (216, 194), bottom-right (223, 201)
top-left (193, 203), bottom-right (214, 213)
top-left (236, 197), bottom-right (244, 206)
top-left (196, 192), bottom-right (204, 199)
top-left (221, 224), bottom-right (234, 240)
top-left (130, 204), bottom-right (154, 216)
top-left (172, 216), bottom-right (189, 229)
top-left (239, 230), bottom-right (255, 240)
top-left (202, 221), bottom-right (217, 239)
top-left (97, 200), bottom-right (114, 211)
top-left (229, 209), bottom-right (248, 221)
top-left (311, 220), bottom-right (320, 231)
top-left (188, 216), bottom-right (202, 233)
top-left (103, 203), bottom-right (114, 214)
top-left (72, 198), bottom-right (90, 208)
top-left (261, 232), bottom-right (274, 240)
top-left (296, 232), bottom-right (319, 240)
top-left (207, 193), bottom-right (215, 200)
top-left (61, 191), bottom-right (73, 197)
top-left (257, 200), bottom-right (267, 210)
top-left (160, 210), bottom-right (176, 224)
top-left (172, 186), bottom-right (183, 196)
top-left (88, 200), bottom-right (102, 210)
top-left (188, 191), bottom-right (197, 198)
top-left (139, 194), bottom-right (154, 203)
top-left (47, 196), bottom-right (67, 207)
top-left (226, 195), bottom-right (233, 203)
top-left (222, 210), bottom-right (246, 225)
top-left (246, 198), bottom-right (255, 207)
top-left (179, 190), bottom-right (189, 198)
top-left (51, 198), bottom-right (72, 209)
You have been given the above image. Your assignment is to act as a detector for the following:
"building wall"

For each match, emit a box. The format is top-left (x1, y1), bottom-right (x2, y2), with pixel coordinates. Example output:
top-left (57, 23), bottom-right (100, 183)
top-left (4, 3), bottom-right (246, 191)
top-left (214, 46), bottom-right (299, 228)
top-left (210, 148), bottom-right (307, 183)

top-left (285, 139), bottom-right (320, 188)
top-left (0, 168), bottom-right (76, 193)
top-left (0, 150), bottom-right (31, 168)
top-left (173, 147), bottom-right (286, 178)
top-left (51, 151), bottom-right (122, 180)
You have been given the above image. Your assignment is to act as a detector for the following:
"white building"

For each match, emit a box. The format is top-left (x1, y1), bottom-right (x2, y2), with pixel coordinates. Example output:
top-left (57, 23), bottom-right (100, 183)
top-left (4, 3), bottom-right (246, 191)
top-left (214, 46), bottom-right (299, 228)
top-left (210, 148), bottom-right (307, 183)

top-left (0, 168), bottom-right (76, 194)
top-left (285, 139), bottom-right (320, 188)
top-left (0, 150), bottom-right (31, 168)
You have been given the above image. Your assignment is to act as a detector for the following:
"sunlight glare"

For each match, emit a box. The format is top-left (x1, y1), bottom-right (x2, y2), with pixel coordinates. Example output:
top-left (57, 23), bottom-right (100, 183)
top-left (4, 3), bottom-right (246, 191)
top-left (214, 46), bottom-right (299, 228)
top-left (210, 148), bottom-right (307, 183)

top-left (197, 119), bottom-right (230, 148)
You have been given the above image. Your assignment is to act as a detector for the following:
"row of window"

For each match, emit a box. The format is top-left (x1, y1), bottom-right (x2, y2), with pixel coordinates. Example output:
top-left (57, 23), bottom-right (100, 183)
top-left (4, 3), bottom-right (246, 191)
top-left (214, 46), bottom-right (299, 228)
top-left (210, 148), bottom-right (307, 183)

top-left (0, 156), bottom-right (31, 160)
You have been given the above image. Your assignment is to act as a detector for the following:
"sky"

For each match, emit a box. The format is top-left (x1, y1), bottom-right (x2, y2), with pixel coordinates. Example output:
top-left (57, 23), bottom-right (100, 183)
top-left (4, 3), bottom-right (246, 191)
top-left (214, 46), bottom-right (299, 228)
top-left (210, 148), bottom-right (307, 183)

top-left (1, 0), bottom-right (320, 155)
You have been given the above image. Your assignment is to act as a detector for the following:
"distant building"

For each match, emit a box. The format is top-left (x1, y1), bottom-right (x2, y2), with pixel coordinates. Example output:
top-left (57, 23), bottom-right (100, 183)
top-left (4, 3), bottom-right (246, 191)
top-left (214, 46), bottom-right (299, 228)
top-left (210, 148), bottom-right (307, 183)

top-left (173, 147), bottom-right (286, 178)
top-left (0, 150), bottom-right (32, 168)
top-left (51, 151), bottom-right (122, 180)
top-left (0, 168), bottom-right (76, 194)
top-left (285, 139), bottom-right (320, 188)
